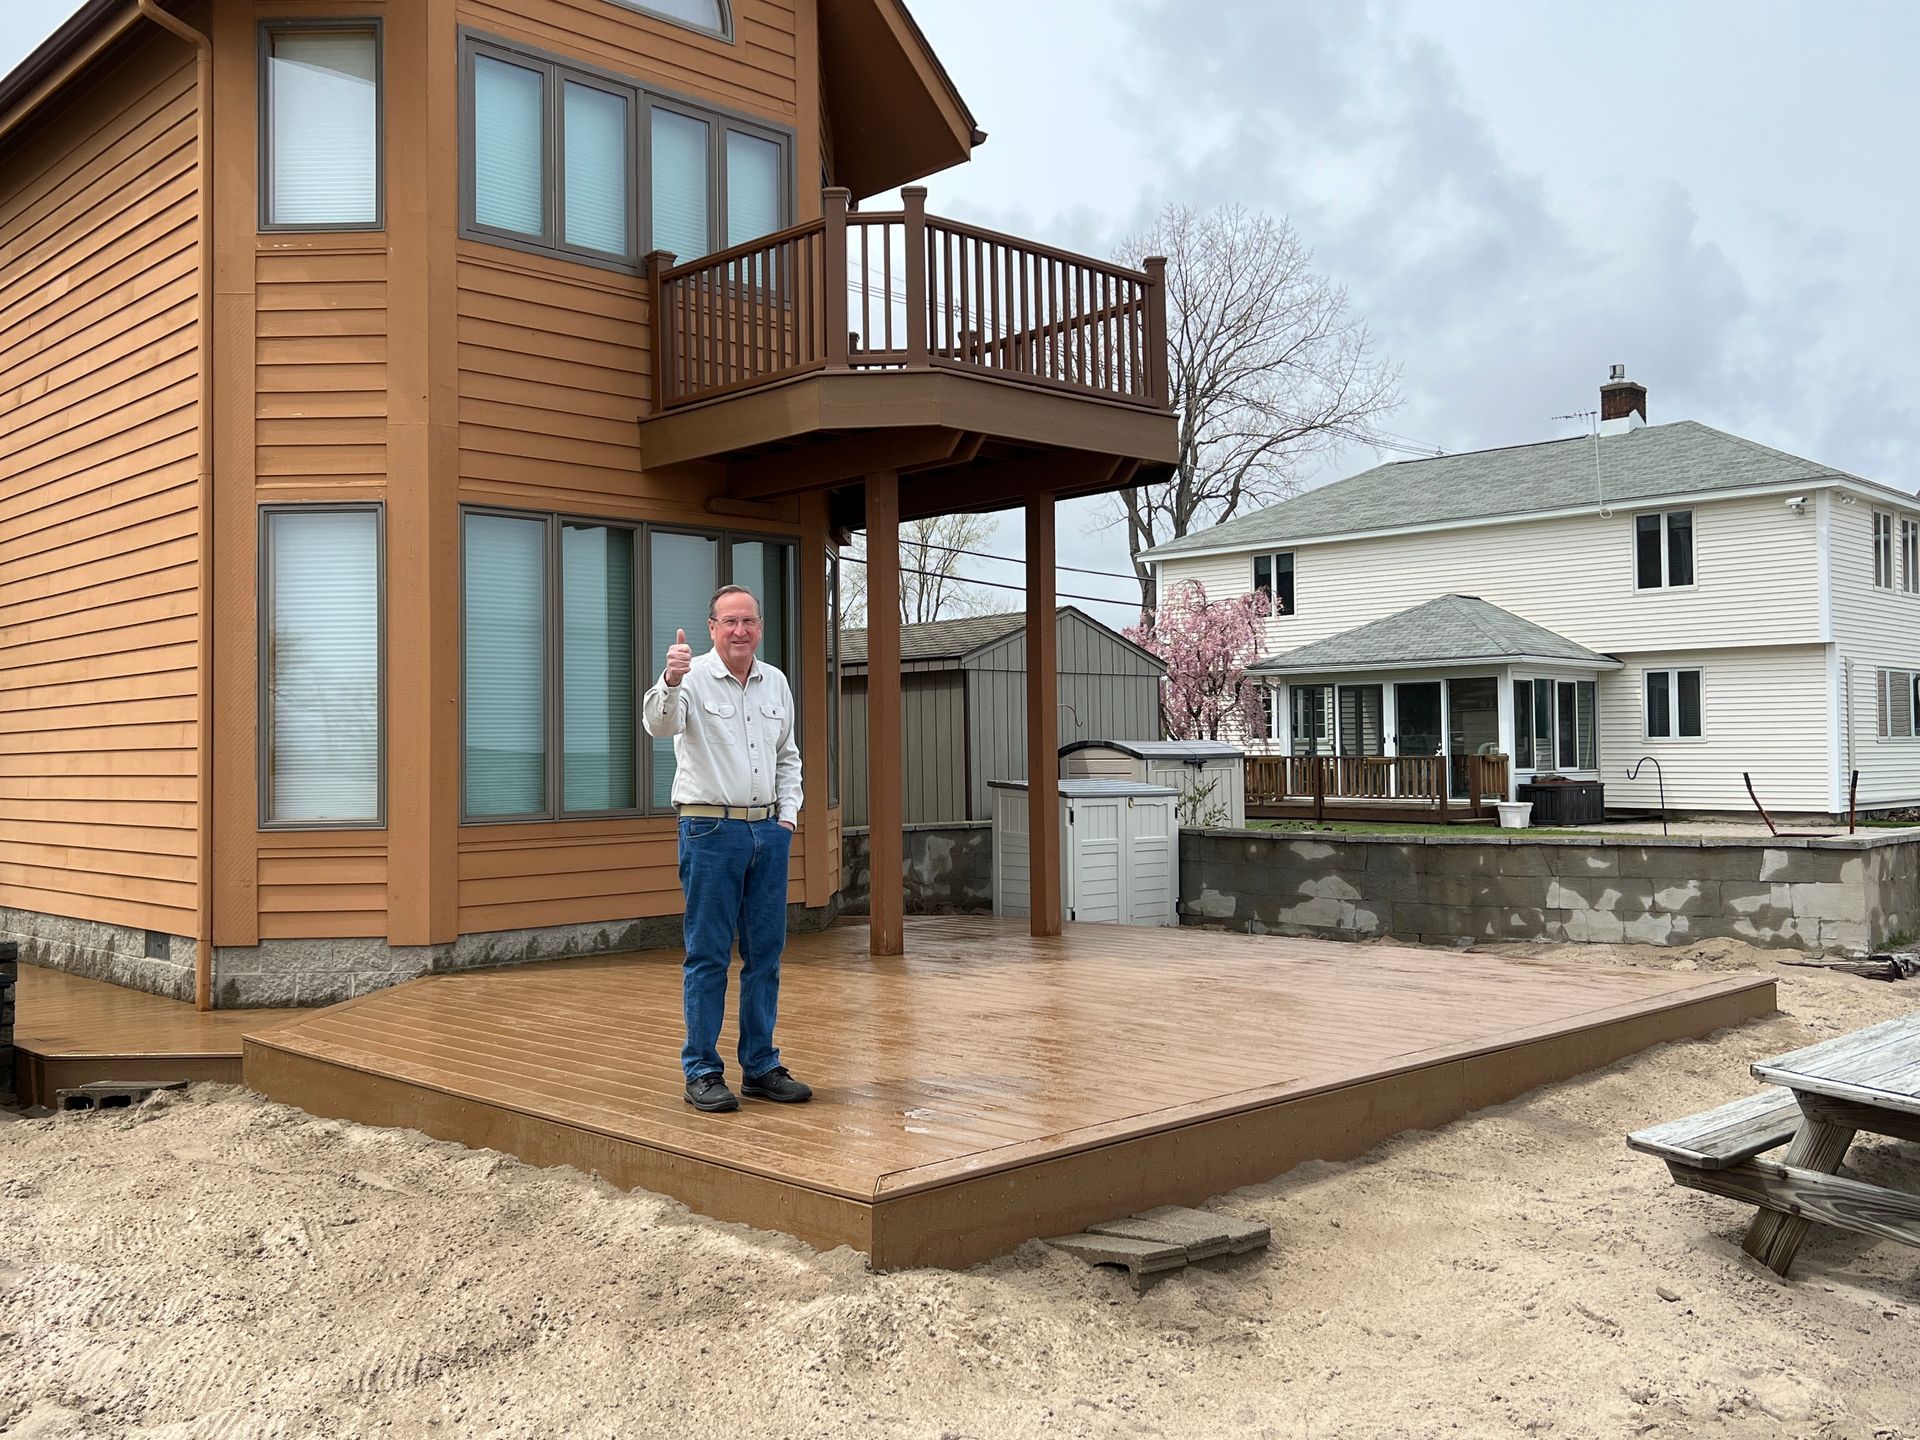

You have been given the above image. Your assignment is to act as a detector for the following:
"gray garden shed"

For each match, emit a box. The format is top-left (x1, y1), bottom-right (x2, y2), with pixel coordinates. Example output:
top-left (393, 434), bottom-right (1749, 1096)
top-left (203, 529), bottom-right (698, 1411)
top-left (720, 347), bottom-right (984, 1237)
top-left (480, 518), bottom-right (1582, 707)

top-left (838, 606), bottom-right (1167, 826)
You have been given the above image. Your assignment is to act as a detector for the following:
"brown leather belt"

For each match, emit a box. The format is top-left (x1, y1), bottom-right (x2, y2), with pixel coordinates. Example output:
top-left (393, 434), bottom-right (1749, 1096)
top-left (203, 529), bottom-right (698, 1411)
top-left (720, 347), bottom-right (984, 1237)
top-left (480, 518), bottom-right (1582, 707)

top-left (677, 803), bottom-right (775, 821)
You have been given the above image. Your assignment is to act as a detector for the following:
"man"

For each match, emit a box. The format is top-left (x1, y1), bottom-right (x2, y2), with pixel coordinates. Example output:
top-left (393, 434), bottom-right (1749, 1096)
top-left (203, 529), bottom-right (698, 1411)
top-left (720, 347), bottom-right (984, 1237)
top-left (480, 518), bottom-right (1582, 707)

top-left (642, 584), bottom-right (810, 1114)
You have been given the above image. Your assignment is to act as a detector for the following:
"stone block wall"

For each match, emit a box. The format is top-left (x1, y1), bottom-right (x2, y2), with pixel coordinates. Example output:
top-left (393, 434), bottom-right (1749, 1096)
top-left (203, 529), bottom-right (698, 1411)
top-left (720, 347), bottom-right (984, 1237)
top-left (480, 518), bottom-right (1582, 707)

top-left (1181, 830), bottom-right (1920, 953)
top-left (837, 823), bottom-right (994, 916)
top-left (1, 908), bottom-right (196, 1002)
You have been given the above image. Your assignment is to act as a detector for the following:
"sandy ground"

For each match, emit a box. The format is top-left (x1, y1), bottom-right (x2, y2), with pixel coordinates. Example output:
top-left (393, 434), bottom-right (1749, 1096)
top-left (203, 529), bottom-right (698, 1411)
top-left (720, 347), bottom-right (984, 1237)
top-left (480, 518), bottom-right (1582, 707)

top-left (2, 940), bottom-right (1918, 1440)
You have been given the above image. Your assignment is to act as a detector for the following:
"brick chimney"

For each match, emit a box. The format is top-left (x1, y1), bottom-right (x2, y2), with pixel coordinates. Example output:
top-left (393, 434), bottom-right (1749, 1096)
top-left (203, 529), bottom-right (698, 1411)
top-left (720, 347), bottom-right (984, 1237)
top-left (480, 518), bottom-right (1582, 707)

top-left (1598, 364), bottom-right (1647, 433)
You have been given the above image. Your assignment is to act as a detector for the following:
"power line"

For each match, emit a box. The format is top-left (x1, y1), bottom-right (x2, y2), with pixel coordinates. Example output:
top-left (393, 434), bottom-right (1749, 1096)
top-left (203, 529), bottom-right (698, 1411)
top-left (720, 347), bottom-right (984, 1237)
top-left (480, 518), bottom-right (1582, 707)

top-left (837, 551), bottom-right (1140, 610)
top-left (848, 536), bottom-right (1139, 582)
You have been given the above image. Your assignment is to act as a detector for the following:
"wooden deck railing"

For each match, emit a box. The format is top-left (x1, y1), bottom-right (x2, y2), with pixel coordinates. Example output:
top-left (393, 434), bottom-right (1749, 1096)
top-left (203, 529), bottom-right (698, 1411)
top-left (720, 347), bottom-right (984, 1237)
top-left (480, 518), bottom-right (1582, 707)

top-left (1245, 753), bottom-right (1512, 822)
top-left (649, 186), bottom-right (1171, 412)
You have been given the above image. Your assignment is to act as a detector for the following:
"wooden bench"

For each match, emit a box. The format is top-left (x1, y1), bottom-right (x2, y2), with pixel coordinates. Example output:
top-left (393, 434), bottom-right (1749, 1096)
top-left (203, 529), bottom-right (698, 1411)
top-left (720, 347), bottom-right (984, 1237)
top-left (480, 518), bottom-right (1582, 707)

top-left (1627, 1089), bottom-right (1804, 1171)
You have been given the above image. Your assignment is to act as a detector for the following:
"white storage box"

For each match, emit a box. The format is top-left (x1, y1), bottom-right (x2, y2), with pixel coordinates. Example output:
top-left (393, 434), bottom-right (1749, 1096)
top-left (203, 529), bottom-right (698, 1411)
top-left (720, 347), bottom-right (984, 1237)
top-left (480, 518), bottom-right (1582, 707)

top-left (1059, 740), bottom-right (1246, 829)
top-left (990, 778), bottom-right (1180, 927)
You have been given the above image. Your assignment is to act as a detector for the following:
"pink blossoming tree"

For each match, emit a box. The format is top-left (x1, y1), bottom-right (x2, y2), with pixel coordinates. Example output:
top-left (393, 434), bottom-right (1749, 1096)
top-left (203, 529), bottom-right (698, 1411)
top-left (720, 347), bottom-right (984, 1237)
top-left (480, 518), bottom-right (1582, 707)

top-left (1125, 580), bottom-right (1275, 743)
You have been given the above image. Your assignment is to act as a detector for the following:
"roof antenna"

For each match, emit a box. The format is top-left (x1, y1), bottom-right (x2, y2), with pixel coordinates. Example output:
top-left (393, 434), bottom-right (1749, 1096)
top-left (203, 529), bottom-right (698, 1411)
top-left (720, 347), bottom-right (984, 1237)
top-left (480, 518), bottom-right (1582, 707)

top-left (1553, 407), bottom-right (1607, 518)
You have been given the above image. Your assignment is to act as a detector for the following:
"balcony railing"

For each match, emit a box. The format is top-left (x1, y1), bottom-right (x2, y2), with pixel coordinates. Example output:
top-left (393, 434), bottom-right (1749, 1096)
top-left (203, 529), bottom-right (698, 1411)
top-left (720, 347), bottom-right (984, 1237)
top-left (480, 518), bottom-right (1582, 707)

top-left (648, 186), bottom-right (1170, 414)
top-left (1246, 753), bottom-right (1512, 823)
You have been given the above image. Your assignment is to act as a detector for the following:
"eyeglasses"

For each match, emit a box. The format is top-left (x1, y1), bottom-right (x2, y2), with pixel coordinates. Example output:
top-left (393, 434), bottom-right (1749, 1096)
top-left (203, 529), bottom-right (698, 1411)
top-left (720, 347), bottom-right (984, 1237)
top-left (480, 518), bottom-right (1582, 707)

top-left (710, 616), bottom-right (762, 631)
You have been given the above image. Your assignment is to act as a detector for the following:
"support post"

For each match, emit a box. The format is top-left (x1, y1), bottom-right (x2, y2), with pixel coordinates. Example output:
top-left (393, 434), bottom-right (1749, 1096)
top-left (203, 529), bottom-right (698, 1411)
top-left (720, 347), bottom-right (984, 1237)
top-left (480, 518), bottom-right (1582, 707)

top-left (1143, 255), bottom-right (1170, 406)
top-left (645, 249), bottom-right (676, 411)
top-left (1026, 494), bottom-right (1062, 936)
top-left (902, 186), bottom-right (929, 368)
top-left (865, 472), bottom-right (904, 955)
top-left (823, 187), bottom-right (852, 372)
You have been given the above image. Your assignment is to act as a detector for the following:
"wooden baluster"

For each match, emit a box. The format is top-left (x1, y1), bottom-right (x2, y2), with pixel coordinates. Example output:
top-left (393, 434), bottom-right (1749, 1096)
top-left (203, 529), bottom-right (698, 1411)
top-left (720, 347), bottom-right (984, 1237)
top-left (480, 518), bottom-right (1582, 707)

top-left (823, 187), bottom-right (850, 371)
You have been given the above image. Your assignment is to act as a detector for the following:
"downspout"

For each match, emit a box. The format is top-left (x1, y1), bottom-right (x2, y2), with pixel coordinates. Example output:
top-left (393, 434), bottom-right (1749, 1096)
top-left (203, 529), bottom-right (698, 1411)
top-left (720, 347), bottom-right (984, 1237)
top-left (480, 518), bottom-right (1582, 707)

top-left (135, 1), bottom-right (214, 1010)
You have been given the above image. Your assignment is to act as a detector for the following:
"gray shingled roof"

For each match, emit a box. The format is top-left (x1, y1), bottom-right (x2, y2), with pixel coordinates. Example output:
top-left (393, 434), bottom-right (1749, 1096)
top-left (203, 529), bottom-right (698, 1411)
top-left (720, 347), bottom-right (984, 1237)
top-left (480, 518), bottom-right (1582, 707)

top-left (1139, 420), bottom-right (1865, 560)
top-left (1250, 595), bottom-right (1619, 675)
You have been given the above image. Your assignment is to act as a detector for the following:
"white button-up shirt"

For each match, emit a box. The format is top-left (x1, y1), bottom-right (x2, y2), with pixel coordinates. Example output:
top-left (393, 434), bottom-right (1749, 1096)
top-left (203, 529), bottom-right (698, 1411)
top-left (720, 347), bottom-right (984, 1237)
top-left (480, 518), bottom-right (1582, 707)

top-left (641, 648), bottom-right (803, 824)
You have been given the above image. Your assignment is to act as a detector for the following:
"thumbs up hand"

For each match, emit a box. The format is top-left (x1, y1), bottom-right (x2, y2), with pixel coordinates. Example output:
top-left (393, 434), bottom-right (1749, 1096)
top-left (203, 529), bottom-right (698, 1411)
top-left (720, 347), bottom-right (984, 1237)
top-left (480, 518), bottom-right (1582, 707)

top-left (664, 628), bottom-right (693, 686)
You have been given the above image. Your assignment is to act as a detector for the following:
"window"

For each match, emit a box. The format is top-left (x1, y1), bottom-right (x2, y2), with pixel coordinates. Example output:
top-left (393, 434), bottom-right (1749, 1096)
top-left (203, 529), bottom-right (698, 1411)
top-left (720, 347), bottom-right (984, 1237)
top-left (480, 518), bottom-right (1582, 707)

top-left (1252, 552), bottom-right (1295, 615)
top-left (260, 22), bottom-right (382, 230)
top-left (1532, 678), bottom-right (1554, 770)
top-left (1877, 668), bottom-right (1920, 739)
top-left (826, 548), bottom-right (841, 805)
top-left (1634, 509), bottom-right (1693, 589)
top-left (608, 0), bottom-right (731, 39)
top-left (1874, 511), bottom-right (1895, 590)
top-left (1513, 681), bottom-right (1533, 769)
top-left (1903, 519), bottom-right (1918, 594)
top-left (460, 32), bottom-right (790, 270)
top-left (260, 506), bottom-right (384, 827)
top-left (464, 510), bottom-right (797, 820)
top-left (1259, 684), bottom-right (1278, 741)
top-left (1337, 685), bottom-right (1383, 757)
top-left (1291, 685), bottom-right (1333, 756)
top-left (1645, 668), bottom-right (1703, 740)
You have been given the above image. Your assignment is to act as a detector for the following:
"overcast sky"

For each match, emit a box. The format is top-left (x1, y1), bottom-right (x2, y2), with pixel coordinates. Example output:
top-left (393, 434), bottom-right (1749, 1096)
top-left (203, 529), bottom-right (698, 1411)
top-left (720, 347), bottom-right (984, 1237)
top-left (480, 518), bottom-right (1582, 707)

top-left (6, 1), bottom-right (1917, 627)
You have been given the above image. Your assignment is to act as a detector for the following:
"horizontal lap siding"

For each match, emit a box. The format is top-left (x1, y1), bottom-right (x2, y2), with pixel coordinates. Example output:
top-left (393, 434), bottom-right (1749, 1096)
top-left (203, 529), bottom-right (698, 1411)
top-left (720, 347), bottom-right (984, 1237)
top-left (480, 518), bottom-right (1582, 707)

top-left (0, 47), bottom-right (202, 936)
top-left (1828, 495), bottom-right (1920, 807)
top-left (1159, 493), bottom-right (1824, 659)
top-left (1599, 645), bottom-right (1830, 813)
top-left (457, 0), bottom-right (797, 122)
top-left (249, 242), bottom-right (392, 936)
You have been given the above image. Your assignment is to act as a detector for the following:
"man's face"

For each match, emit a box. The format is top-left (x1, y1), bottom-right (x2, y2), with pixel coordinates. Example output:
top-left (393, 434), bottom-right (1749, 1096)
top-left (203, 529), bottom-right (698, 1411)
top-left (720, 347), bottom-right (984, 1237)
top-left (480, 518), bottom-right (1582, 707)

top-left (708, 592), bottom-right (763, 668)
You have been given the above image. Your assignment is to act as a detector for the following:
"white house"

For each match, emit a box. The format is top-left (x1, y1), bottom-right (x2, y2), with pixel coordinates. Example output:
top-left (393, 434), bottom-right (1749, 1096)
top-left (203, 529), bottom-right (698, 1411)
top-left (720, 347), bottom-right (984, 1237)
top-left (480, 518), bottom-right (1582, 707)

top-left (1138, 371), bottom-right (1920, 820)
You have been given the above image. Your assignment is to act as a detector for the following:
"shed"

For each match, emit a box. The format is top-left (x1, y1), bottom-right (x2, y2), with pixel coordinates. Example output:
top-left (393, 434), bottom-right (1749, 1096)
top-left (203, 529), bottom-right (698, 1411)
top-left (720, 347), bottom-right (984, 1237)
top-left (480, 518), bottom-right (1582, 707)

top-left (989, 779), bottom-right (1180, 927)
top-left (839, 607), bottom-right (1167, 826)
top-left (1060, 740), bottom-right (1247, 829)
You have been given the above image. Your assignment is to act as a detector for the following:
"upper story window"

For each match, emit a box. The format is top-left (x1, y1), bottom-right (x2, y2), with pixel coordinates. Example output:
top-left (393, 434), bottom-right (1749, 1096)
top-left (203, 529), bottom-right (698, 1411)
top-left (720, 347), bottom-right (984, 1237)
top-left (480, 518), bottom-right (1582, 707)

top-left (609, 0), bottom-right (732, 40)
top-left (460, 33), bottom-right (790, 272)
top-left (260, 22), bottom-right (383, 231)
top-left (1634, 509), bottom-right (1693, 590)
top-left (1903, 520), bottom-right (1918, 594)
top-left (1252, 552), bottom-right (1295, 615)
top-left (1874, 511), bottom-right (1895, 589)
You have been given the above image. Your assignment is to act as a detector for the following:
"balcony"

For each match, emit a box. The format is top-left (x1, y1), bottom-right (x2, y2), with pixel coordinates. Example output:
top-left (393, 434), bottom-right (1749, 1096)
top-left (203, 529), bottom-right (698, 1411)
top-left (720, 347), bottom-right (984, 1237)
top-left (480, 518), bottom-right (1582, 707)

top-left (636, 187), bottom-right (1178, 518)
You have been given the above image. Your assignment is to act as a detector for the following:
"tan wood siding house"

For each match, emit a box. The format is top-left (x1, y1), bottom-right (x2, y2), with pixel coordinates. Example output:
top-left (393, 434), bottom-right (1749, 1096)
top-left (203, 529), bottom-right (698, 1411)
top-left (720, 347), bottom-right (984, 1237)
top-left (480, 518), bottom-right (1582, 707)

top-left (1, 0), bottom-right (1176, 1005)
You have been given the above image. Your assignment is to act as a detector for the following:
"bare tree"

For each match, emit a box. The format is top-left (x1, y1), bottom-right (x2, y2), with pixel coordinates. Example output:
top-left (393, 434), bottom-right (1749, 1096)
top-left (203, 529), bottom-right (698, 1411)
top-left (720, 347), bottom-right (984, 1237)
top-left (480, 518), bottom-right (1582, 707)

top-left (838, 512), bottom-right (1002, 629)
top-left (1111, 204), bottom-right (1401, 615)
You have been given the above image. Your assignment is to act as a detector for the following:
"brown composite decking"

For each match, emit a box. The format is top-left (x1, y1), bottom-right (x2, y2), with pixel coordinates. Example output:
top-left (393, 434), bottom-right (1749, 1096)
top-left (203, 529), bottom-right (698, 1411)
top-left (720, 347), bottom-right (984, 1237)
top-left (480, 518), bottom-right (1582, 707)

top-left (242, 918), bottom-right (1775, 1269)
top-left (9, 965), bottom-right (303, 1107)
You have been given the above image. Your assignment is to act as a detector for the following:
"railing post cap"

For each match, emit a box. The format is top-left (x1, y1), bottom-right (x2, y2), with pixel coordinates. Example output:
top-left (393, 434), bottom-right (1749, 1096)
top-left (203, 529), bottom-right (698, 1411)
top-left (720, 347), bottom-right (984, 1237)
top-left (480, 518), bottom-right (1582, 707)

top-left (644, 248), bottom-right (678, 274)
top-left (823, 185), bottom-right (852, 203)
top-left (902, 185), bottom-right (929, 199)
top-left (1143, 254), bottom-right (1169, 270)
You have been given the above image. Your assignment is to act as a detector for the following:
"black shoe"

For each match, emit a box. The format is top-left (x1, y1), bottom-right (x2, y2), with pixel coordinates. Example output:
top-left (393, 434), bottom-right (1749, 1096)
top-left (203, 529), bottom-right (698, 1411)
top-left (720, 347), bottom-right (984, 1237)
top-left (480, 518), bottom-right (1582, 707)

top-left (684, 1073), bottom-right (740, 1113)
top-left (742, 1066), bottom-right (813, 1104)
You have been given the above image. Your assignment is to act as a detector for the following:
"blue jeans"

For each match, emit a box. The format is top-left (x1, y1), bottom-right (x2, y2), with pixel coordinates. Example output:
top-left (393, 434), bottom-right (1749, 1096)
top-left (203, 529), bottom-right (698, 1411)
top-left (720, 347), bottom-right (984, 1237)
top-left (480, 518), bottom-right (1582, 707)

top-left (678, 816), bottom-right (791, 1081)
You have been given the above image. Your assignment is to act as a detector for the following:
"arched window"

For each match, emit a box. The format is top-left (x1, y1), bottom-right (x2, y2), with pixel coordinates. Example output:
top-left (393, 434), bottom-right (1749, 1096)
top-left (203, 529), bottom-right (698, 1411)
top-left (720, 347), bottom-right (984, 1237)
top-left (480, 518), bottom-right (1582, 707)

top-left (609, 0), bottom-right (731, 40)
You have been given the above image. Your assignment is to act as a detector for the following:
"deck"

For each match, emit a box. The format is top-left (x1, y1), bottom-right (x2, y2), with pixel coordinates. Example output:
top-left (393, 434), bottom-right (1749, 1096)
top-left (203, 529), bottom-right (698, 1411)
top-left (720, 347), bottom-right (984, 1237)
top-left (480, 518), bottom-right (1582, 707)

top-left (241, 918), bottom-right (1774, 1269)
top-left (9, 965), bottom-right (302, 1108)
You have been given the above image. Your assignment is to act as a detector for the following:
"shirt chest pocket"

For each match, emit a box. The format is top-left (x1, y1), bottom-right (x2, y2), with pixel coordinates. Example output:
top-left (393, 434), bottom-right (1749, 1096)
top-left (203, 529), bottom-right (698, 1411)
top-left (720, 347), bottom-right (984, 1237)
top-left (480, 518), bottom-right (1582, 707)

top-left (701, 698), bottom-right (739, 742)
top-left (759, 703), bottom-right (787, 741)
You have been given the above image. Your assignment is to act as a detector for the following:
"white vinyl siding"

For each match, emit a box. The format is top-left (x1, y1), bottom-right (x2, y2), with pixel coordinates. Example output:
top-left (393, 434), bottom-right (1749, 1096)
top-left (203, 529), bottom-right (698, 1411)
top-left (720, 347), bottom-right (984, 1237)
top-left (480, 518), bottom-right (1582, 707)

top-left (1829, 493), bottom-right (1920, 807)
top-left (1156, 491), bottom-right (1824, 659)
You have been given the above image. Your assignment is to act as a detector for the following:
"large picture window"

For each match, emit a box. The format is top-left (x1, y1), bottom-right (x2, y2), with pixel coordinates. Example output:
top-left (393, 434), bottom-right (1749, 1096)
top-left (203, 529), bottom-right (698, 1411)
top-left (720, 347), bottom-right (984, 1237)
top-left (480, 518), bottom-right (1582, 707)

top-left (260, 505), bottom-right (384, 827)
top-left (463, 509), bottom-right (797, 821)
top-left (260, 22), bottom-right (383, 230)
top-left (460, 32), bottom-right (790, 271)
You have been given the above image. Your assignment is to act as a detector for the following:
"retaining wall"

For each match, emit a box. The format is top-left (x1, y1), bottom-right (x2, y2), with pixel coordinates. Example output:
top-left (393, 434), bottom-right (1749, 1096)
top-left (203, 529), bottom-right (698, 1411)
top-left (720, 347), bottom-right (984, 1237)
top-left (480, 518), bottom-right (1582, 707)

top-left (836, 823), bottom-right (994, 916)
top-left (1181, 829), bottom-right (1920, 953)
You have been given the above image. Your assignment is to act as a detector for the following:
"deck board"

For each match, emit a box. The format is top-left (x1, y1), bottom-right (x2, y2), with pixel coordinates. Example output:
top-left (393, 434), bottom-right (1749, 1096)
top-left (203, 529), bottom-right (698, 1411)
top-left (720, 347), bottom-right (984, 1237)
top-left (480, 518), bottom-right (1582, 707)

top-left (242, 918), bottom-right (1775, 1266)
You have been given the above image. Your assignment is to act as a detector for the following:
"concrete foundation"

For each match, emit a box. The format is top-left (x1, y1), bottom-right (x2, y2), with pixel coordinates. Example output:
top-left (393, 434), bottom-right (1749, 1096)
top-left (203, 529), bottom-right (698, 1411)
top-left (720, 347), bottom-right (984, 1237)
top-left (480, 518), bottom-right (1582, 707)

top-left (1181, 829), bottom-right (1920, 953)
top-left (0, 908), bottom-right (197, 1003)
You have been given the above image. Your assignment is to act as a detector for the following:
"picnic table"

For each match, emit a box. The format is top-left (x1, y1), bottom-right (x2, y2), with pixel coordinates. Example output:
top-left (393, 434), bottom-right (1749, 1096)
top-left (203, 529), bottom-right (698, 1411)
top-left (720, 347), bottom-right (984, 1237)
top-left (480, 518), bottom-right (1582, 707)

top-left (1629, 1011), bottom-right (1920, 1277)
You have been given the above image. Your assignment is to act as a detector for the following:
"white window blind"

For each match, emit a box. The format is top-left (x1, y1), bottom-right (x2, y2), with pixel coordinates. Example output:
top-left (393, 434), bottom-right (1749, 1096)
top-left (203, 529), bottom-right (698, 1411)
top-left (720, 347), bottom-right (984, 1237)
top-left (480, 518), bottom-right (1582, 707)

top-left (562, 523), bottom-right (637, 812)
top-left (725, 129), bottom-right (782, 248)
top-left (265, 509), bottom-right (381, 824)
top-left (266, 28), bottom-right (379, 227)
top-left (649, 531), bottom-right (719, 807)
top-left (474, 54), bottom-right (545, 236)
top-left (465, 514), bottom-right (548, 816)
top-left (651, 107), bottom-right (711, 260)
top-left (612, 0), bottom-right (727, 33)
top-left (563, 82), bottom-right (630, 255)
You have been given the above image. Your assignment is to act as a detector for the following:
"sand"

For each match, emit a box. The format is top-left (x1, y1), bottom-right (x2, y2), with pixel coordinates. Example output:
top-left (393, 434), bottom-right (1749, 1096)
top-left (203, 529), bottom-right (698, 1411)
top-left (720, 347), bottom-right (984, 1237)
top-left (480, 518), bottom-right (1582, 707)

top-left (2, 938), bottom-right (1917, 1440)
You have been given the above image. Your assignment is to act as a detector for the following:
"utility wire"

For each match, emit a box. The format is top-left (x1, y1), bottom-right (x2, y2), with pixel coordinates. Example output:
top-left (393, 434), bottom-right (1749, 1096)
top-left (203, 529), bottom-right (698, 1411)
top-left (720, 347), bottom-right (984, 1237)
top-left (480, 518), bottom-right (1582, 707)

top-left (837, 551), bottom-right (1140, 609)
top-left (847, 536), bottom-right (1139, 582)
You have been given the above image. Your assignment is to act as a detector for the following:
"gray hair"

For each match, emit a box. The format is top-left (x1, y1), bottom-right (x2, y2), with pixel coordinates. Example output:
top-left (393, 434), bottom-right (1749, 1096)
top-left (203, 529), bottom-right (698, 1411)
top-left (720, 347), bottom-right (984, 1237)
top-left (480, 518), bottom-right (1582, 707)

top-left (708, 584), bottom-right (759, 619)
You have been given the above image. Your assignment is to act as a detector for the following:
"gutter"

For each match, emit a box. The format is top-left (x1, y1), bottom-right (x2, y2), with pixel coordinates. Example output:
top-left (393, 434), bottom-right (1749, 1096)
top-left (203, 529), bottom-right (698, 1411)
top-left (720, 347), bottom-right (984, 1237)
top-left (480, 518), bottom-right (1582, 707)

top-left (133, 1), bottom-right (215, 1011)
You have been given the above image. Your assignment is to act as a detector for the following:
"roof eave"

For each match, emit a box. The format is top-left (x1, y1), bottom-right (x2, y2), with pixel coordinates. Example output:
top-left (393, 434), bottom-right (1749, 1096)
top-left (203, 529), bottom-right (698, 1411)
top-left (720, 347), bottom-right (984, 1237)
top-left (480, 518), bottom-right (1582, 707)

top-left (0, 0), bottom-right (146, 145)
top-left (1249, 651), bottom-right (1622, 677)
